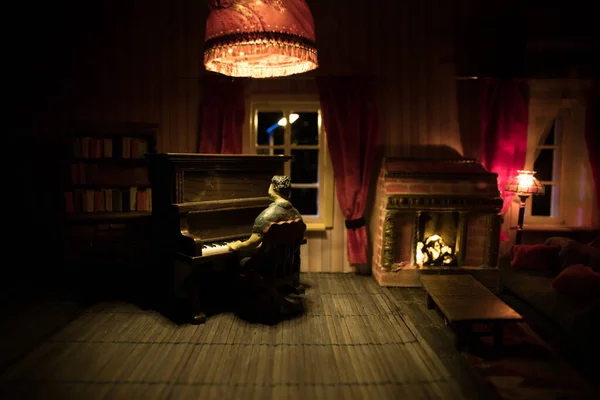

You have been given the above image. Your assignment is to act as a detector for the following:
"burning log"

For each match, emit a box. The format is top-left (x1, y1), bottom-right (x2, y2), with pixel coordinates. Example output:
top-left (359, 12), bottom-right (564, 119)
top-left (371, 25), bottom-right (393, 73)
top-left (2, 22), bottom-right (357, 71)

top-left (416, 234), bottom-right (457, 267)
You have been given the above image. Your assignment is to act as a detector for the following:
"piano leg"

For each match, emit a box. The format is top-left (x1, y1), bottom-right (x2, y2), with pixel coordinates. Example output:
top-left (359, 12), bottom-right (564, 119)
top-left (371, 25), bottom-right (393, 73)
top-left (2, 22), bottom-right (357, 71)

top-left (187, 269), bottom-right (208, 325)
top-left (177, 258), bottom-right (209, 325)
top-left (191, 311), bottom-right (207, 325)
top-left (291, 281), bottom-right (306, 295)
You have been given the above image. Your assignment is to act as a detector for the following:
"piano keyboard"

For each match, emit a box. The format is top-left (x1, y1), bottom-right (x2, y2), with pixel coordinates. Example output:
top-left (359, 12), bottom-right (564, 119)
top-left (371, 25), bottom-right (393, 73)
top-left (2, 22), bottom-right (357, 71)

top-left (201, 238), bottom-right (249, 257)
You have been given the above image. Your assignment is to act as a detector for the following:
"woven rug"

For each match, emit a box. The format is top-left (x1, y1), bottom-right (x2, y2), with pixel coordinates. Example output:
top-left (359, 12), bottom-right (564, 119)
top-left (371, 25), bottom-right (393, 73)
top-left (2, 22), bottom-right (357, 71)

top-left (0, 273), bottom-right (482, 400)
top-left (463, 322), bottom-right (599, 400)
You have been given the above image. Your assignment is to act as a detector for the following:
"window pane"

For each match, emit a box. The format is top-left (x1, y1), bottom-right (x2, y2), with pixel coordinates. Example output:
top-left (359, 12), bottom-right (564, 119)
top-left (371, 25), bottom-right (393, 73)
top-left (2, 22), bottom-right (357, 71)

top-left (533, 149), bottom-right (554, 182)
top-left (257, 148), bottom-right (285, 155)
top-left (257, 112), bottom-right (284, 146)
top-left (531, 185), bottom-right (553, 216)
top-left (544, 120), bottom-right (556, 145)
top-left (291, 149), bottom-right (319, 184)
top-left (291, 188), bottom-right (318, 215)
top-left (291, 112), bottom-right (319, 145)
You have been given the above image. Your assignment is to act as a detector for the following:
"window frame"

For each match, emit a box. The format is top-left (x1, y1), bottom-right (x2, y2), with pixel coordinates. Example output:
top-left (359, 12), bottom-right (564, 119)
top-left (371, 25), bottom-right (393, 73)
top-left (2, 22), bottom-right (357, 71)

top-left (245, 96), bottom-right (335, 231)
top-left (517, 101), bottom-right (596, 229)
top-left (525, 114), bottom-right (563, 224)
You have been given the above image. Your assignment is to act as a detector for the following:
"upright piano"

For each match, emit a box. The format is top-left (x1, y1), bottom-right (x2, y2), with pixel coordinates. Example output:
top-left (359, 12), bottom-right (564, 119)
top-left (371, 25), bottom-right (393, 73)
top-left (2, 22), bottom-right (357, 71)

top-left (148, 153), bottom-right (291, 323)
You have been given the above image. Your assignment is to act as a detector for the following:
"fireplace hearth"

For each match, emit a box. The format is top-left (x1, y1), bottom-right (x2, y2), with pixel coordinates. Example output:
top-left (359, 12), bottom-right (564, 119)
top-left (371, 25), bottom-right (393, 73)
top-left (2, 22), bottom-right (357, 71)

top-left (371, 158), bottom-right (503, 286)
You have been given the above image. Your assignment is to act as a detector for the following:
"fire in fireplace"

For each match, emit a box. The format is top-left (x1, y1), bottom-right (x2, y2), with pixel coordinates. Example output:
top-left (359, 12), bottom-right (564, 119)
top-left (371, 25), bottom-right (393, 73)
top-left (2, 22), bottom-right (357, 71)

top-left (416, 234), bottom-right (457, 267)
top-left (414, 211), bottom-right (460, 268)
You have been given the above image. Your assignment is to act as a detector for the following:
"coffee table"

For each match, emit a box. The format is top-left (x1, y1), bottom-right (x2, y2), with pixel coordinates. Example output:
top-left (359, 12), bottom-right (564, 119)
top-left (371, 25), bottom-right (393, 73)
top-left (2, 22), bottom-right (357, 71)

top-left (420, 274), bottom-right (523, 350)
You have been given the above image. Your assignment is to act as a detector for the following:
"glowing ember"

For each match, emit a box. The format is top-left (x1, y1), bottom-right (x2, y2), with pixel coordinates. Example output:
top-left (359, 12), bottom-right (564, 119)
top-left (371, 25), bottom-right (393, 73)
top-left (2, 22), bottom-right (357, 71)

top-left (416, 234), bottom-right (457, 267)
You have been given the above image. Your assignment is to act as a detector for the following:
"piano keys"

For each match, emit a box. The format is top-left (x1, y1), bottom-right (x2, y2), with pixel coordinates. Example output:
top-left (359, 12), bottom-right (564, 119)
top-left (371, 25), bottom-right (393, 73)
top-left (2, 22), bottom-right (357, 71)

top-left (201, 238), bottom-right (250, 256)
top-left (149, 153), bottom-right (291, 323)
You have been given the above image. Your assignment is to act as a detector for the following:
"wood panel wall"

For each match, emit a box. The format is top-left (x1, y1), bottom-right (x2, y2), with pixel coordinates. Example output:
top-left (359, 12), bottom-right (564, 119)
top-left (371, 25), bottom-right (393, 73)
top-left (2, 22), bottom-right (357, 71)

top-left (20, 0), bottom-right (494, 273)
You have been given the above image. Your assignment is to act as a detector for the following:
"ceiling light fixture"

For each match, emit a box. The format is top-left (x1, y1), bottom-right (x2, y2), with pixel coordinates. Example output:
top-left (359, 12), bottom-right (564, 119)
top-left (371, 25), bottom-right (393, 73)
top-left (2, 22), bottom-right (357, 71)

top-left (203, 0), bottom-right (319, 78)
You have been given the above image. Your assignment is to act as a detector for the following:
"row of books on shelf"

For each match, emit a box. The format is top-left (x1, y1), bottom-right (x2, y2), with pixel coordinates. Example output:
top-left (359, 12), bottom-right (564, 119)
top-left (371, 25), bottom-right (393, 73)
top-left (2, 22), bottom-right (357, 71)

top-left (64, 188), bottom-right (152, 213)
top-left (72, 137), bottom-right (150, 159)
top-left (70, 163), bottom-right (87, 184)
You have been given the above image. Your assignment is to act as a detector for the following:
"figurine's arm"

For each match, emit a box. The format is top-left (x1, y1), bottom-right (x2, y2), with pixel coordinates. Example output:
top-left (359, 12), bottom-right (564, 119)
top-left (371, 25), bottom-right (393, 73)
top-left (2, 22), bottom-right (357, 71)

top-left (228, 233), bottom-right (262, 251)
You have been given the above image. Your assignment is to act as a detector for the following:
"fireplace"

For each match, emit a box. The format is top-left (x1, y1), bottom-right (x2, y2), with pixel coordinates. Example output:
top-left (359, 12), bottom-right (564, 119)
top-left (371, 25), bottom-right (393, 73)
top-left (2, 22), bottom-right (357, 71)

top-left (372, 158), bottom-right (503, 286)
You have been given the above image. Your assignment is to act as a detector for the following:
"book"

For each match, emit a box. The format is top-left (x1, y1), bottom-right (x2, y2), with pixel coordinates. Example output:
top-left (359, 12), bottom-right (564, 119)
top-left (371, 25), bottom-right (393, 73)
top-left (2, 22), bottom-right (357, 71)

top-left (83, 190), bottom-right (94, 212)
top-left (104, 189), bottom-right (113, 212)
top-left (122, 137), bottom-right (132, 158)
top-left (103, 138), bottom-right (113, 158)
top-left (94, 190), bottom-right (105, 212)
top-left (136, 189), bottom-right (147, 211)
top-left (112, 189), bottom-right (122, 211)
top-left (81, 137), bottom-right (91, 158)
top-left (122, 190), bottom-right (131, 212)
top-left (129, 187), bottom-right (137, 211)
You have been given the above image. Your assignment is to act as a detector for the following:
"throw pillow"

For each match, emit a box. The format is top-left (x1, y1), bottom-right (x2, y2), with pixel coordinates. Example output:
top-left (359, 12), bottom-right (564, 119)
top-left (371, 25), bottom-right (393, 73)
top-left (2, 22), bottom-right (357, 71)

top-left (545, 237), bottom-right (571, 249)
top-left (560, 240), bottom-right (600, 272)
top-left (552, 264), bottom-right (600, 299)
top-left (510, 244), bottom-right (561, 272)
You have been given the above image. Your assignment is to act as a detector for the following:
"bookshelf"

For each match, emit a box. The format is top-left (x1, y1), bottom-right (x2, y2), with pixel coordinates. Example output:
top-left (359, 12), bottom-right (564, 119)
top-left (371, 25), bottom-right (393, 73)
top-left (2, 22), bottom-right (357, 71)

top-left (60, 122), bottom-right (158, 289)
top-left (62, 124), bottom-right (156, 219)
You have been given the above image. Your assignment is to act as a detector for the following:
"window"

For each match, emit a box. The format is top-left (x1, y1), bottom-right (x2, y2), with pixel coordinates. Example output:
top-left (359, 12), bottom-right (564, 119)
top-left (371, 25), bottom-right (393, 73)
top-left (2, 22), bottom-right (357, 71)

top-left (520, 102), bottom-right (596, 228)
top-left (247, 99), bottom-right (334, 230)
top-left (529, 118), bottom-right (561, 218)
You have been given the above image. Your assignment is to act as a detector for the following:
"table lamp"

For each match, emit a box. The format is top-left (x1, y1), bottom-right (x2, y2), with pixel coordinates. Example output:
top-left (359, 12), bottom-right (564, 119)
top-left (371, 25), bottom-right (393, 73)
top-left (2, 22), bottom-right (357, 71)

top-left (505, 170), bottom-right (545, 245)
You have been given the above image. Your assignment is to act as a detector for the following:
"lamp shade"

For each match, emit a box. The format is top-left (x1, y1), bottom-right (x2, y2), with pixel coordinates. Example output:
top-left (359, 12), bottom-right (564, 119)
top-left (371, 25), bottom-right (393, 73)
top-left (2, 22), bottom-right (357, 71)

top-left (204, 0), bottom-right (318, 78)
top-left (505, 170), bottom-right (545, 195)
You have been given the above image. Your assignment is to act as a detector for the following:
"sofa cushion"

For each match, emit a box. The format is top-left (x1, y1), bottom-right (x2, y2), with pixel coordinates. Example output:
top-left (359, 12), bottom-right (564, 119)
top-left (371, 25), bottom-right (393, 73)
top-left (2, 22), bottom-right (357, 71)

top-left (560, 240), bottom-right (600, 271)
top-left (500, 263), bottom-right (558, 318)
top-left (510, 244), bottom-right (560, 273)
top-left (552, 264), bottom-right (600, 299)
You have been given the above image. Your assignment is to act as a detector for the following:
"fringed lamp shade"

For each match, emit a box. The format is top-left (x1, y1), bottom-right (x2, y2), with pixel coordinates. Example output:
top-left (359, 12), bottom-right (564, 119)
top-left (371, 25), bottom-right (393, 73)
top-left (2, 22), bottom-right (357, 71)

top-left (204, 0), bottom-right (318, 78)
top-left (505, 170), bottom-right (545, 195)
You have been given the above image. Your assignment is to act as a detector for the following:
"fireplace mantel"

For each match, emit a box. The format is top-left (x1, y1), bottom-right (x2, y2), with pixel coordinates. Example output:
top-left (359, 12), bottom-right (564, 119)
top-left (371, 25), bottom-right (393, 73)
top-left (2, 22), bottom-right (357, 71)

top-left (385, 195), bottom-right (502, 211)
top-left (372, 158), bottom-right (503, 287)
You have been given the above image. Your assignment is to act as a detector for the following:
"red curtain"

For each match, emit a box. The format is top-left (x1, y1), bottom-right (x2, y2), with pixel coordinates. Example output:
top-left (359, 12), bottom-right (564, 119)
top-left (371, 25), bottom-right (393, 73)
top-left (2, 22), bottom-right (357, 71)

top-left (199, 75), bottom-right (245, 154)
top-left (585, 80), bottom-right (600, 215)
top-left (317, 76), bottom-right (380, 265)
top-left (480, 78), bottom-right (529, 241)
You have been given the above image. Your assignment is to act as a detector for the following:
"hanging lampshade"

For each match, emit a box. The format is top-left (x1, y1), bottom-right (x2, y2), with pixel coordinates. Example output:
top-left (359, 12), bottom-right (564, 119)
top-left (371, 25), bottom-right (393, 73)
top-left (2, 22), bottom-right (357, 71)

top-left (203, 0), bottom-right (318, 78)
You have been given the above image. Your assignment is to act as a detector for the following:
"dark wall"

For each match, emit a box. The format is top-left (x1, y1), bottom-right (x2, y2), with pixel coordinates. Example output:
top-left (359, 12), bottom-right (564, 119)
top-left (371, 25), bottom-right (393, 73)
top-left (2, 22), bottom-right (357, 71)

top-left (454, 0), bottom-right (600, 78)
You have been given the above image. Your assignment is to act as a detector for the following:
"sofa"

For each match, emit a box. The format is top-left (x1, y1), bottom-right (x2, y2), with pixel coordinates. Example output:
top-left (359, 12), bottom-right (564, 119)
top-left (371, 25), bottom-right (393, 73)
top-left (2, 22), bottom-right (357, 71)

top-left (498, 235), bottom-right (600, 379)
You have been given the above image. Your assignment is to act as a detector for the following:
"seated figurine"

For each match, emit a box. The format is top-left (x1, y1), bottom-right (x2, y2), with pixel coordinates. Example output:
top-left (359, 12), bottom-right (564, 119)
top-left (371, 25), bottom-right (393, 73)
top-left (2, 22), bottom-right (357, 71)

top-left (228, 175), bottom-right (305, 296)
top-left (228, 175), bottom-right (302, 252)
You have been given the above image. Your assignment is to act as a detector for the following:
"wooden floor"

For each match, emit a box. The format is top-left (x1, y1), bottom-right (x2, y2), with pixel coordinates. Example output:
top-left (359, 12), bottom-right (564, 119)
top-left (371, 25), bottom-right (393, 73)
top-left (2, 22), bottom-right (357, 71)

top-left (0, 273), bottom-right (492, 400)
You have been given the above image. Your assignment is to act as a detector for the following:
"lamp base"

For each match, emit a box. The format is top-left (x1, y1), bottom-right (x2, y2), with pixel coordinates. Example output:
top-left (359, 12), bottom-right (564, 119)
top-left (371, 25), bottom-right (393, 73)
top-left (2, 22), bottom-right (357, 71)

top-left (515, 194), bottom-right (529, 245)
